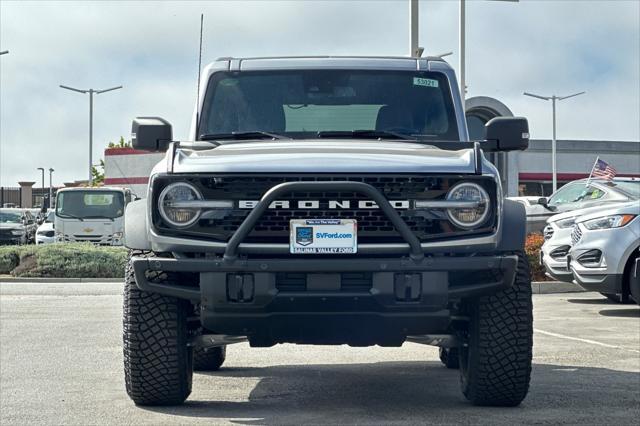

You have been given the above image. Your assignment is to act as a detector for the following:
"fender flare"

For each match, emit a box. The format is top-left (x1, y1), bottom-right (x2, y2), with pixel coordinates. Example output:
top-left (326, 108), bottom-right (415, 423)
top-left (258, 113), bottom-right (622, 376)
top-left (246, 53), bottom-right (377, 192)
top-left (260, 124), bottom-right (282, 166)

top-left (497, 199), bottom-right (527, 252)
top-left (124, 199), bottom-right (151, 250)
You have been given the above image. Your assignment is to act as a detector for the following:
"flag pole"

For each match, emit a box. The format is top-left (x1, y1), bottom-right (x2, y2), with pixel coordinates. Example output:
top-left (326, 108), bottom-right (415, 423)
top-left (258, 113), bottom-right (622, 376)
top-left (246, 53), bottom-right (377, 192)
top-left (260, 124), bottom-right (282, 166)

top-left (585, 156), bottom-right (599, 187)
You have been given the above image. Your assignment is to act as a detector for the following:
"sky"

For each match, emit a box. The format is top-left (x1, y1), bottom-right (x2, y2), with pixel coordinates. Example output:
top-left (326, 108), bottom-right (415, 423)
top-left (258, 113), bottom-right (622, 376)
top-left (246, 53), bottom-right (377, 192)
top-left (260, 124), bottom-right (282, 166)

top-left (0, 0), bottom-right (638, 187)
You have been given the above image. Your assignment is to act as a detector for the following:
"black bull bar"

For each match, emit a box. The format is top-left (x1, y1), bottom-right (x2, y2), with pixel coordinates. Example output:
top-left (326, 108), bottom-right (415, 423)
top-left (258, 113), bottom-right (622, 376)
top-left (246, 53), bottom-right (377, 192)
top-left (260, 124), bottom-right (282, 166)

top-left (132, 181), bottom-right (517, 302)
top-left (222, 181), bottom-right (425, 261)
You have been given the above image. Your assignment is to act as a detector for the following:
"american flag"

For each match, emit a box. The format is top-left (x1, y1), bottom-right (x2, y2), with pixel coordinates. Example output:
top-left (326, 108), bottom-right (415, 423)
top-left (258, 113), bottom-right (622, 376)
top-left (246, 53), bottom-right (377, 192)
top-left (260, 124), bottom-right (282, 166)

top-left (591, 158), bottom-right (617, 181)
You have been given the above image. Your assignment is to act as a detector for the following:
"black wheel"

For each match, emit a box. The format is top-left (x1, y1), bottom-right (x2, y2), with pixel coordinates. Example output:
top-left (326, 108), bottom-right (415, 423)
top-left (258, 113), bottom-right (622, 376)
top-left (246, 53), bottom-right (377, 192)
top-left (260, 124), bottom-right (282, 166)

top-left (459, 251), bottom-right (533, 407)
top-left (123, 251), bottom-right (193, 406)
top-left (439, 347), bottom-right (460, 369)
top-left (193, 346), bottom-right (227, 371)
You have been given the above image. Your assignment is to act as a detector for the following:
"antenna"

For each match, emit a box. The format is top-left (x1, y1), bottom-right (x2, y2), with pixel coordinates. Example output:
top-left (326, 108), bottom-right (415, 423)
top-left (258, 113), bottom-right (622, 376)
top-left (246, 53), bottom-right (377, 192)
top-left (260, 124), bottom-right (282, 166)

top-left (195, 14), bottom-right (204, 139)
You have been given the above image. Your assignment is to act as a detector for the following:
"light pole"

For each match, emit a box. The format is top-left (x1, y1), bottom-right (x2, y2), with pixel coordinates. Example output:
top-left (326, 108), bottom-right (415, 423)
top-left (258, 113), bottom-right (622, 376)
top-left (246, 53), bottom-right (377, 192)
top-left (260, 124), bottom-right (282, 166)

top-left (523, 91), bottom-right (586, 193)
top-left (37, 167), bottom-right (45, 209)
top-left (459, 0), bottom-right (518, 108)
top-left (59, 84), bottom-right (123, 186)
top-left (49, 168), bottom-right (54, 209)
top-left (409, 0), bottom-right (421, 57)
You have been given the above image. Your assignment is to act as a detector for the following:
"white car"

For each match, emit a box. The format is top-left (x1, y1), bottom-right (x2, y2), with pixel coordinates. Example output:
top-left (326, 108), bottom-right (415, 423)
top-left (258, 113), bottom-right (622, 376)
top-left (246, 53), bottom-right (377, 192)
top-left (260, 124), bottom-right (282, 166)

top-left (569, 202), bottom-right (640, 302)
top-left (540, 204), bottom-right (625, 282)
top-left (35, 211), bottom-right (56, 245)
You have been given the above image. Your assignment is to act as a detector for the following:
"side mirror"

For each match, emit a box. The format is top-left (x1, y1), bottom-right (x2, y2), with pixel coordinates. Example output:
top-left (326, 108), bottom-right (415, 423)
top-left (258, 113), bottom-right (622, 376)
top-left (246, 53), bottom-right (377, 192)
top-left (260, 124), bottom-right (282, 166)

top-left (131, 117), bottom-right (173, 152)
top-left (483, 117), bottom-right (529, 152)
top-left (537, 197), bottom-right (548, 207)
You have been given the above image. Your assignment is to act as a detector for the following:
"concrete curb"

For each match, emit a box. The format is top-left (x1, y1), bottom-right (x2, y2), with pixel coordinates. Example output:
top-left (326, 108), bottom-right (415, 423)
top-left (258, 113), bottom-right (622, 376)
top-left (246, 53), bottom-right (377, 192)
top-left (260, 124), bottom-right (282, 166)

top-left (0, 277), bottom-right (122, 283)
top-left (531, 281), bottom-right (585, 294)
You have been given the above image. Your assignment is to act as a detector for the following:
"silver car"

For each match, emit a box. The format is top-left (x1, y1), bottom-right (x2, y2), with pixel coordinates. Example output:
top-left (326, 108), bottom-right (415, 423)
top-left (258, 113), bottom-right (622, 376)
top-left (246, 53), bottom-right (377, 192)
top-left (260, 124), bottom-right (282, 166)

top-left (569, 202), bottom-right (640, 302)
top-left (540, 203), bottom-right (626, 282)
top-left (524, 178), bottom-right (640, 233)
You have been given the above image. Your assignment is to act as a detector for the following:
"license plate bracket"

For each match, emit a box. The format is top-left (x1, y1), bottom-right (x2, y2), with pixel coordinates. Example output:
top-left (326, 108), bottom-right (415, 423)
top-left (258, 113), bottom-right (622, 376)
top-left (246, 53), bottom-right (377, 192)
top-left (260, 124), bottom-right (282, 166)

top-left (290, 219), bottom-right (357, 254)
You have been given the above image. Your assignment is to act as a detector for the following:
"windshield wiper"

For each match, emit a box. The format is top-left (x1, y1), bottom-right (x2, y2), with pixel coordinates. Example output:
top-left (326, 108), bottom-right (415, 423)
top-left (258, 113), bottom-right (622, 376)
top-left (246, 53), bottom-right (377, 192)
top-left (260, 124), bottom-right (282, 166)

top-left (56, 212), bottom-right (83, 221)
top-left (316, 130), bottom-right (416, 140)
top-left (199, 131), bottom-right (290, 141)
top-left (82, 215), bottom-right (115, 221)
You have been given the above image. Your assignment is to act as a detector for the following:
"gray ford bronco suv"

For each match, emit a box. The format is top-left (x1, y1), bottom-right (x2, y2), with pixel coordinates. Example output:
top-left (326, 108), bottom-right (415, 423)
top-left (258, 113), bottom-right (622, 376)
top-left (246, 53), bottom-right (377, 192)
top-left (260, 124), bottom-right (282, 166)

top-left (123, 56), bottom-right (532, 407)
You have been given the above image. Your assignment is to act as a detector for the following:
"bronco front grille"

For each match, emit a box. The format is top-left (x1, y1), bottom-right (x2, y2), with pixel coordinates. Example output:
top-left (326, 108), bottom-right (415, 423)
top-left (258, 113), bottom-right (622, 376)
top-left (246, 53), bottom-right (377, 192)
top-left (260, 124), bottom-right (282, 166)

top-left (152, 174), bottom-right (498, 244)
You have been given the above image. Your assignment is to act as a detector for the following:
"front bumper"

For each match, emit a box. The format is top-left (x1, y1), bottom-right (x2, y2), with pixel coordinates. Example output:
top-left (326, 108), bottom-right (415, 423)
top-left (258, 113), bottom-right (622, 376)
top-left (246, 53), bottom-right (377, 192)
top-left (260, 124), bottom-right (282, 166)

top-left (132, 254), bottom-right (517, 345)
top-left (58, 235), bottom-right (123, 246)
top-left (36, 235), bottom-right (55, 245)
top-left (569, 224), bottom-right (635, 294)
top-left (135, 179), bottom-right (514, 345)
top-left (541, 229), bottom-right (573, 282)
top-left (0, 235), bottom-right (24, 245)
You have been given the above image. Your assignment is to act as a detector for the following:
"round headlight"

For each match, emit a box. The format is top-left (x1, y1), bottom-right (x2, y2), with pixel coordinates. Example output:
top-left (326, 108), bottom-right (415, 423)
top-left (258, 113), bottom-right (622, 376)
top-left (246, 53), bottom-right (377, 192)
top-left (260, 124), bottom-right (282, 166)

top-left (446, 182), bottom-right (490, 229)
top-left (158, 182), bottom-right (202, 227)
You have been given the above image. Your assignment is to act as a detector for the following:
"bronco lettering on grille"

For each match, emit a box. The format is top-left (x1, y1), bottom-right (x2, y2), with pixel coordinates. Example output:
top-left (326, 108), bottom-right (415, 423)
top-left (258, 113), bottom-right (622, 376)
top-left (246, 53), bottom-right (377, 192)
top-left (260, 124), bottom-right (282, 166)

top-left (238, 200), bottom-right (410, 209)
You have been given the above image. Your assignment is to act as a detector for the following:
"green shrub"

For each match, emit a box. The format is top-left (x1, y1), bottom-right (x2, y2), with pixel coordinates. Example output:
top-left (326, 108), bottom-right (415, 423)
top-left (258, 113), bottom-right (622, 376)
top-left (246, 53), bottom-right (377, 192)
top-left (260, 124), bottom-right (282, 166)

top-left (3, 243), bottom-right (127, 278)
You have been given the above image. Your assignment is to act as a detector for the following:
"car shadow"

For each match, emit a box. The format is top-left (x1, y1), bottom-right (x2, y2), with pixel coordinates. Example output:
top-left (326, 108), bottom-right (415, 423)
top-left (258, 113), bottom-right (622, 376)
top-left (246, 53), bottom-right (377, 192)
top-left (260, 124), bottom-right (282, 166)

top-left (598, 308), bottom-right (640, 318)
top-left (140, 361), bottom-right (640, 425)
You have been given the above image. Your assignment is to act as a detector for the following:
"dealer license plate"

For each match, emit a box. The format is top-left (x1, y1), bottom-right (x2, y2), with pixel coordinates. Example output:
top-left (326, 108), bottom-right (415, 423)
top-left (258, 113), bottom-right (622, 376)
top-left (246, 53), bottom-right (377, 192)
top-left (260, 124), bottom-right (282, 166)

top-left (290, 219), bottom-right (357, 254)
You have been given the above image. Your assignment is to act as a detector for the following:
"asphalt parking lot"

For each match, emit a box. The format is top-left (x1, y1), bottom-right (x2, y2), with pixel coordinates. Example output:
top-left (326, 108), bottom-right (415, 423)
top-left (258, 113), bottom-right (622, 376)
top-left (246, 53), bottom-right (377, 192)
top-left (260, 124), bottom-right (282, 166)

top-left (1, 282), bottom-right (639, 425)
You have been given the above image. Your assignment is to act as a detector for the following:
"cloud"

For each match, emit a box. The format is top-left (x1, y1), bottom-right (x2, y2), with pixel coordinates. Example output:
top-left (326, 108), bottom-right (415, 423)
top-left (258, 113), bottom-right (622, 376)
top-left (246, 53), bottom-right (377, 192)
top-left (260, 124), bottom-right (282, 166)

top-left (0, 0), bottom-right (638, 186)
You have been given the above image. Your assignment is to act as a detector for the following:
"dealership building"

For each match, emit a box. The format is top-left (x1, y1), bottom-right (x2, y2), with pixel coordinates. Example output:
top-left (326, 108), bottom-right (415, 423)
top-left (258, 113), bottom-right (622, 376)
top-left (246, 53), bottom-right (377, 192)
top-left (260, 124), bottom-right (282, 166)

top-left (104, 96), bottom-right (639, 198)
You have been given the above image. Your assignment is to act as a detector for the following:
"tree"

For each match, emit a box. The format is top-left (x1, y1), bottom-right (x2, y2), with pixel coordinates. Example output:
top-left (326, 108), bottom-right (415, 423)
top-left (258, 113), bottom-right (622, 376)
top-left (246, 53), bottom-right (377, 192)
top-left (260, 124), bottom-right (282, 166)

top-left (108, 136), bottom-right (132, 149)
top-left (91, 159), bottom-right (105, 186)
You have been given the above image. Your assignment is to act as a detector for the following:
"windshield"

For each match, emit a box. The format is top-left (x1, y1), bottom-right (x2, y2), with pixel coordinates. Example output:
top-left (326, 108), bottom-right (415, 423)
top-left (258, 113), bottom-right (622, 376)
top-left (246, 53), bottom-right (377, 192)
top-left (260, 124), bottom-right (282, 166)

top-left (56, 191), bottom-right (125, 219)
top-left (199, 70), bottom-right (459, 140)
top-left (608, 180), bottom-right (640, 198)
top-left (0, 211), bottom-right (22, 224)
top-left (45, 212), bottom-right (54, 223)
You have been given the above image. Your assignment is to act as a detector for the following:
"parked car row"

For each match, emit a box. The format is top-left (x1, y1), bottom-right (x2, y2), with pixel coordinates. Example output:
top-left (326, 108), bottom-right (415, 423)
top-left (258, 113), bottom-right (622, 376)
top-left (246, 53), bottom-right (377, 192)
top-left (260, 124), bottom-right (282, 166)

top-left (1, 186), bottom-right (133, 247)
top-left (542, 200), bottom-right (640, 304)
top-left (511, 177), bottom-right (640, 234)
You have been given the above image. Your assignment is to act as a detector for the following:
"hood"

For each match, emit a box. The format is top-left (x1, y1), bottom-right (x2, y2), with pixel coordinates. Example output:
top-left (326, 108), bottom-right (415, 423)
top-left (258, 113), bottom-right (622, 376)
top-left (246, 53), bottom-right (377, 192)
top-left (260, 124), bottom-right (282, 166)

top-left (575, 201), bottom-right (640, 224)
top-left (547, 202), bottom-right (631, 225)
top-left (0, 222), bottom-right (23, 230)
top-left (172, 140), bottom-right (481, 174)
top-left (37, 222), bottom-right (54, 233)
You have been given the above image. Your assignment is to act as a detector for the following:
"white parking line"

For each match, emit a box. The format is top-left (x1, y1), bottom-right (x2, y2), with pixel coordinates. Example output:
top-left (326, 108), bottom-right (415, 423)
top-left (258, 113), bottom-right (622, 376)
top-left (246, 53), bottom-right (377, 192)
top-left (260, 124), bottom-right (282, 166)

top-left (534, 328), bottom-right (640, 354)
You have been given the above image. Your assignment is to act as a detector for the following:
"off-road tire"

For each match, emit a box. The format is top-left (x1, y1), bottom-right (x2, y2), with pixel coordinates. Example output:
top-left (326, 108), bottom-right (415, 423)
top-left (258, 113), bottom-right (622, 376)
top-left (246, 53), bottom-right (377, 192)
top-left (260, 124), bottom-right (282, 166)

top-left (459, 251), bottom-right (533, 407)
top-left (193, 346), bottom-right (227, 371)
top-left (123, 250), bottom-right (193, 406)
top-left (439, 347), bottom-right (460, 369)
